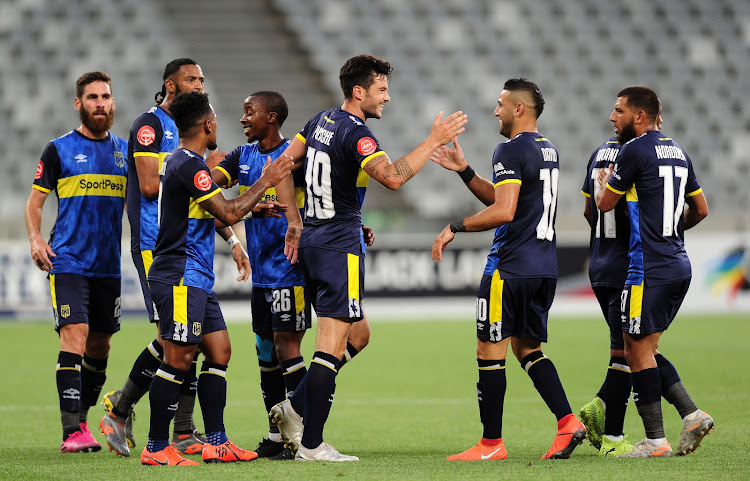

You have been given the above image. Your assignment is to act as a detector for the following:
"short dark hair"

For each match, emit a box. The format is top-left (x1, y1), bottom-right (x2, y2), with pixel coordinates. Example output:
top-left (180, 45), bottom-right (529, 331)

top-left (503, 78), bottom-right (544, 118)
top-left (250, 91), bottom-right (289, 127)
top-left (155, 57), bottom-right (198, 104)
top-left (170, 91), bottom-right (212, 132)
top-left (617, 85), bottom-right (660, 121)
top-left (76, 71), bottom-right (111, 99)
top-left (339, 54), bottom-right (393, 100)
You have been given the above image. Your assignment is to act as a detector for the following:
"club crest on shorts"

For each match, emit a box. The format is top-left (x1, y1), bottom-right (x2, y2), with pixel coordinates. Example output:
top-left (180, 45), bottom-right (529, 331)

top-left (192, 321), bottom-right (202, 337)
top-left (60, 305), bottom-right (71, 319)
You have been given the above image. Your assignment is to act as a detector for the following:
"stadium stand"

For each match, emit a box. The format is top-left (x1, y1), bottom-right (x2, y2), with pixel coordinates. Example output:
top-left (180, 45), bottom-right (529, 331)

top-left (1, 0), bottom-right (747, 237)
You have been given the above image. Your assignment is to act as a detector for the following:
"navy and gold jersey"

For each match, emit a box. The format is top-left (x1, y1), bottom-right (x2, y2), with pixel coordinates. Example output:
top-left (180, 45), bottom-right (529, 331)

top-left (32, 130), bottom-right (127, 277)
top-left (216, 139), bottom-right (306, 287)
top-left (148, 148), bottom-right (222, 293)
top-left (295, 108), bottom-right (385, 254)
top-left (126, 106), bottom-right (178, 256)
top-left (606, 131), bottom-right (702, 286)
top-left (581, 137), bottom-right (629, 287)
top-left (484, 132), bottom-right (559, 279)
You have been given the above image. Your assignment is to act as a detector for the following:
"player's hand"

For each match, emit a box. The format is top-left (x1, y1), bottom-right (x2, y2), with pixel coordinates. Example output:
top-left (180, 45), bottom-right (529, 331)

top-left (260, 155), bottom-right (293, 187)
top-left (597, 164), bottom-right (614, 189)
top-left (431, 225), bottom-right (455, 263)
top-left (431, 138), bottom-right (468, 172)
top-left (253, 201), bottom-right (289, 218)
top-left (429, 110), bottom-right (468, 147)
top-left (205, 150), bottom-right (228, 170)
top-left (231, 242), bottom-right (251, 282)
top-left (284, 224), bottom-right (301, 264)
top-left (362, 224), bottom-right (375, 247)
top-left (219, 178), bottom-right (239, 189)
top-left (30, 234), bottom-right (55, 272)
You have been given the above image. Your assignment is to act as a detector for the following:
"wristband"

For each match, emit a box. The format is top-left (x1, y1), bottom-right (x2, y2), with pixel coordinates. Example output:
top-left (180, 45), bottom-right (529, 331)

top-left (226, 234), bottom-right (241, 249)
top-left (457, 165), bottom-right (476, 183)
top-left (449, 220), bottom-right (466, 234)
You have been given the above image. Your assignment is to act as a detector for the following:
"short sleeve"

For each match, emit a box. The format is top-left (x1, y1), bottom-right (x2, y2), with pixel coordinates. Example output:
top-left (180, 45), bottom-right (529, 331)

top-left (684, 155), bottom-right (702, 197)
top-left (606, 146), bottom-right (636, 195)
top-left (296, 113), bottom-right (321, 144)
top-left (349, 124), bottom-right (384, 169)
top-left (215, 146), bottom-right (241, 184)
top-left (491, 143), bottom-right (522, 186)
top-left (131, 114), bottom-right (163, 156)
top-left (178, 156), bottom-right (222, 203)
top-left (32, 142), bottom-right (61, 194)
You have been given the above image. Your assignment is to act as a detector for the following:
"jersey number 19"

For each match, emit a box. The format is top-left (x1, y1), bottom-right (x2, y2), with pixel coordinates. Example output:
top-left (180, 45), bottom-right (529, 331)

top-left (305, 146), bottom-right (335, 219)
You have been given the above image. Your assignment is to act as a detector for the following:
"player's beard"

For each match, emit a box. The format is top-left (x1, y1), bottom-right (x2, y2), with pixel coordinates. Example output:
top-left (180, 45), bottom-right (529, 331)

top-left (80, 106), bottom-right (114, 136)
top-left (499, 114), bottom-right (513, 138)
top-left (207, 138), bottom-right (218, 151)
top-left (616, 120), bottom-right (637, 144)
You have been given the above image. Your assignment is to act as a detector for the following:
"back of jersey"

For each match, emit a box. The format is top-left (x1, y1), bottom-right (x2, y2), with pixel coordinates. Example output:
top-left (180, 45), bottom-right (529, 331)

top-left (607, 131), bottom-right (702, 286)
top-left (486, 132), bottom-right (559, 279)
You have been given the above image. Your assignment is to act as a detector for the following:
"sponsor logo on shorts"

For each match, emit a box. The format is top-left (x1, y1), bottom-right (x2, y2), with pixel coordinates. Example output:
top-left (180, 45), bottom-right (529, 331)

top-left (194, 170), bottom-right (212, 191)
top-left (35, 160), bottom-right (43, 179)
top-left (137, 125), bottom-right (156, 146)
top-left (60, 305), bottom-right (71, 318)
top-left (357, 137), bottom-right (377, 156)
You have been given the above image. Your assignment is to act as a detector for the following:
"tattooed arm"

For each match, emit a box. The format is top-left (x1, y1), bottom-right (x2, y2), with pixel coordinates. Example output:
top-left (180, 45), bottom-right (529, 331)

top-left (199, 155), bottom-right (294, 226)
top-left (364, 110), bottom-right (467, 190)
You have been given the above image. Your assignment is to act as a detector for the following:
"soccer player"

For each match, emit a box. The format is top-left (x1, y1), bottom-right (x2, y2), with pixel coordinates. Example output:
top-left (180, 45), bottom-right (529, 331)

top-left (596, 86), bottom-right (712, 458)
top-left (25, 71), bottom-right (127, 453)
top-left (211, 91), bottom-right (308, 460)
top-left (268, 54), bottom-right (467, 462)
top-left (141, 91), bottom-right (295, 466)
top-left (100, 58), bottom-right (248, 457)
top-left (431, 78), bottom-right (587, 461)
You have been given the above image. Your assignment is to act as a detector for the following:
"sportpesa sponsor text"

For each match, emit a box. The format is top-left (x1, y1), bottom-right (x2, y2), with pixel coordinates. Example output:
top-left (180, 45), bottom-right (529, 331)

top-left (79, 177), bottom-right (125, 191)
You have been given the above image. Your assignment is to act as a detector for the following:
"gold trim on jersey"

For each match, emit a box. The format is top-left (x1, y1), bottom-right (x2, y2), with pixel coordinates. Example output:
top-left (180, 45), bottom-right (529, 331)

top-left (356, 168), bottom-right (370, 188)
top-left (57, 174), bottom-right (126, 199)
top-left (606, 183), bottom-right (625, 195)
top-left (494, 179), bottom-right (522, 187)
top-left (194, 188), bottom-right (221, 205)
top-left (295, 186), bottom-right (305, 208)
top-left (295, 133), bottom-right (307, 143)
top-left (625, 184), bottom-right (638, 202)
top-left (189, 197), bottom-right (216, 219)
top-left (581, 190), bottom-right (591, 198)
top-left (360, 150), bottom-right (385, 168)
top-left (686, 187), bottom-right (703, 197)
top-left (32, 184), bottom-right (52, 194)
top-left (214, 165), bottom-right (231, 184)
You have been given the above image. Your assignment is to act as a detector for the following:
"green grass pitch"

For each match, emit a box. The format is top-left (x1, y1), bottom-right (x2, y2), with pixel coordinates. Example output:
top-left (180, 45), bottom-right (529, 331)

top-left (0, 313), bottom-right (747, 480)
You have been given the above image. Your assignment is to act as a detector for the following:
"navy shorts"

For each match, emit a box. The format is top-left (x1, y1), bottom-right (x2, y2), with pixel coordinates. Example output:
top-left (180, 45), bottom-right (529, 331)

top-left (621, 279), bottom-right (690, 336)
top-left (251, 286), bottom-right (311, 334)
top-left (150, 281), bottom-right (226, 345)
top-left (593, 285), bottom-right (625, 350)
top-left (131, 247), bottom-right (159, 323)
top-left (475, 272), bottom-right (556, 342)
top-left (50, 272), bottom-right (121, 334)
top-left (299, 246), bottom-right (364, 321)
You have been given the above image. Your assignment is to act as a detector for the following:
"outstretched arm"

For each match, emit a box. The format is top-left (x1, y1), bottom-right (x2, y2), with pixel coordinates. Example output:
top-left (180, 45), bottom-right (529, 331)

top-left (431, 138), bottom-right (494, 205)
top-left (364, 111), bottom-right (468, 190)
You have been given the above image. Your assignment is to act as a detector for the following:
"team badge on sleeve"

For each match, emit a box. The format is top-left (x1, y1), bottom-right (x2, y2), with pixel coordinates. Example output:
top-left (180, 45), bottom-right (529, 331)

top-left (35, 160), bottom-right (43, 179)
top-left (194, 170), bottom-right (212, 191)
top-left (357, 137), bottom-right (377, 156)
top-left (137, 126), bottom-right (156, 146)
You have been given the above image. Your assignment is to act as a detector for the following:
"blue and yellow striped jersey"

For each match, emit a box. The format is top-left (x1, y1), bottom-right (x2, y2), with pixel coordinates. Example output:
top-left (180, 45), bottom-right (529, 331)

top-left (126, 106), bottom-right (178, 254)
top-left (33, 130), bottom-right (127, 277)
top-left (216, 139), bottom-right (306, 288)
top-left (485, 132), bottom-right (559, 279)
top-left (296, 108), bottom-right (383, 254)
top-left (148, 148), bottom-right (222, 293)
top-left (606, 131), bottom-right (702, 286)
top-left (581, 137), bottom-right (629, 288)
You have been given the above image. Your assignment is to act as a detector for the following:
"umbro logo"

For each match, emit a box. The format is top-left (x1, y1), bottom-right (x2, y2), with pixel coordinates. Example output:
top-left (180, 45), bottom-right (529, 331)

top-left (240, 165), bottom-right (250, 172)
top-left (75, 154), bottom-right (88, 163)
top-left (349, 115), bottom-right (363, 126)
top-left (164, 130), bottom-right (174, 140)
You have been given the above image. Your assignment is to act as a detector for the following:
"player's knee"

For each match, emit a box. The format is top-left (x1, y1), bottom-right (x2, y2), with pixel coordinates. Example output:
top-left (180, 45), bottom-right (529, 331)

top-left (256, 335), bottom-right (276, 364)
top-left (273, 332), bottom-right (303, 361)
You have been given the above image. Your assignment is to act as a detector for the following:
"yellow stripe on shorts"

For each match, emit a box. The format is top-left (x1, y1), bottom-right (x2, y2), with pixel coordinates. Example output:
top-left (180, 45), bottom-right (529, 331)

top-left (629, 282), bottom-right (644, 320)
top-left (141, 250), bottom-right (153, 277)
top-left (347, 253), bottom-right (359, 301)
top-left (173, 285), bottom-right (188, 326)
top-left (490, 270), bottom-right (504, 325)
top-left (294, 286), bottom-right (305, 314)
top-left (49, 274), bottom-right (57, 309)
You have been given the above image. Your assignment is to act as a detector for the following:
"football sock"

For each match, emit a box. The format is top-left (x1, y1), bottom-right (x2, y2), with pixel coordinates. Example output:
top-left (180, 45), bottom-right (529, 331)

top-left (146, 438), bottom-right (169, 453)
top-left (521, 351), bottom-right (572, 420)
top-left (198, 362), bottom-right (228, 436)
top-left (173, 353), bottom-right (199, 434)
top-left (477, 359), bottom-right (506, 439)
top-left (79, 354), bottom-right (107, 423)
top-left (113, 378), bottom-right (148, 420)
top-left (655, 353), bottom-right (698, 418)
top-left (114, 340), bottom-right (163, 419)
top-left (290, 372), bottom-right (307, 417)
top-left (281, 356), bottom-right (307, 398)
top-left (602, 356), bottom-right (631, 436)
top-left (337, 342), bottom-right (359, 370)
top-left (300, 351), bottom-right (339, 449)
top-left (259, 359), bottom-right (285, 432)
top-left (147, 363), bottom-right (185, 445)
top-left (632, 368), bottom-right (665, 439)
top-left (57, 351), bottom-right (82, 440)
top-left (206, 431), bottom-right (228, 446)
